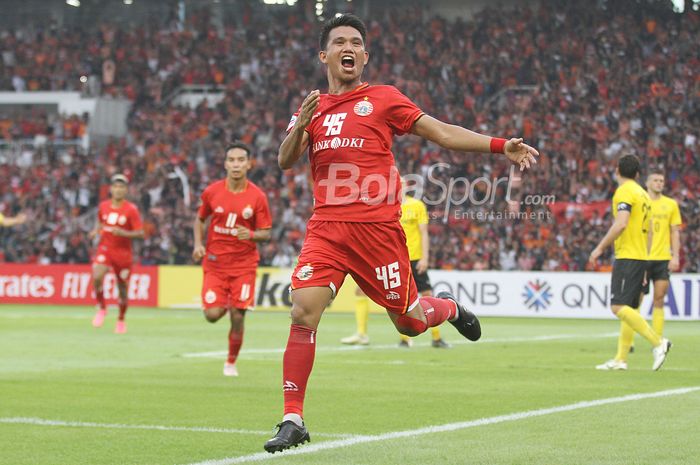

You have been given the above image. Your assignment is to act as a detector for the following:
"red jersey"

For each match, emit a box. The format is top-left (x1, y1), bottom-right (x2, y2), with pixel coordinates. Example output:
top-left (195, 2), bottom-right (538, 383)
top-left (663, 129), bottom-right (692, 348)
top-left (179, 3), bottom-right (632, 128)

top-left (198, 179), bottom-right (272, 272)
top-left (287, 84), bottom-right (424, 222)
top-left (96, 200), bottom-right (143, 255)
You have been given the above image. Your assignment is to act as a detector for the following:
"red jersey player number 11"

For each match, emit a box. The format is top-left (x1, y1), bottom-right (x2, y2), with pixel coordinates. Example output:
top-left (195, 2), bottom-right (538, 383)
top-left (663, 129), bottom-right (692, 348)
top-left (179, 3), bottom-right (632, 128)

top-left (192, 142), bottom-right (272, 378)
top-left (265, 14), bottom-right (540, 453)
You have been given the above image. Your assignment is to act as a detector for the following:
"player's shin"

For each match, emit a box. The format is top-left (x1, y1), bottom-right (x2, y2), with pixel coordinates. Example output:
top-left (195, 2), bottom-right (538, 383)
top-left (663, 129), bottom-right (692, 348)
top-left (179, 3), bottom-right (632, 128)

top-left (616, 306), bottom-right (661, 347)
top-left (420, 296), bottom-right (457, 327)
top-left (228, 328), bottom-right (244, 364)
top-left (615, 321), bottom-right (635, 362)
top-left (282, 324), bottom-right (316, 425)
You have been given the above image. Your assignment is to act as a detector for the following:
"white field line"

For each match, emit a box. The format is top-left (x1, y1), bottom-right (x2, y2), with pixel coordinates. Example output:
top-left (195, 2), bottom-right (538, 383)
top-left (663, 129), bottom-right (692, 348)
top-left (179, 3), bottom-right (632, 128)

top-left (182, 332), bottom-right (619, 359)
top-left (0, 417), bottom-right (355, 439)
top-left (185, 386), bottom-right (700, 465)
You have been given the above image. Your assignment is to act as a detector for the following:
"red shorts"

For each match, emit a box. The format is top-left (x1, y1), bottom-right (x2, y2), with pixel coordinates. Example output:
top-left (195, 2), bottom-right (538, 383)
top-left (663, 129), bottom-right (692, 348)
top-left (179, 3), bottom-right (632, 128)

top-left (92, 249), bottom-right (133, 284)
top-left (291, 221), bottom-right (419, 314)
top-left (202, 269), bottom-right (256, 310)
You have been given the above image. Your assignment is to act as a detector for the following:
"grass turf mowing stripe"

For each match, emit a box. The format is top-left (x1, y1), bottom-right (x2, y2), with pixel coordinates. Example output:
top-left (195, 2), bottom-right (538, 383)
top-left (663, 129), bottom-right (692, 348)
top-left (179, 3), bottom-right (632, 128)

top-left (181, 332), bottom-right (619, 358)
top-left (184, 386), bottom-right (700, 465)
top-left (0, 417), bottom-right (356, 439)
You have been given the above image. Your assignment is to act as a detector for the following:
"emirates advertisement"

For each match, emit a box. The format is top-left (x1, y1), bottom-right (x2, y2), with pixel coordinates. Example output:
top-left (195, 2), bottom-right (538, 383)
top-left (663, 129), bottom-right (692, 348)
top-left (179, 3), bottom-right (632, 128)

top-left (0, 264), bottom-right (158, 306)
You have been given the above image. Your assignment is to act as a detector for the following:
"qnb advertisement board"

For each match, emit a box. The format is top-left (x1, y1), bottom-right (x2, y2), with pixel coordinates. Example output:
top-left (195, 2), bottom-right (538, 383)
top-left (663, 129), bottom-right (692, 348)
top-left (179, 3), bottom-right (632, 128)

top-left (0, 264), bottom-right (158, 307)
top-left (429, 271), bottom-right (700, 320)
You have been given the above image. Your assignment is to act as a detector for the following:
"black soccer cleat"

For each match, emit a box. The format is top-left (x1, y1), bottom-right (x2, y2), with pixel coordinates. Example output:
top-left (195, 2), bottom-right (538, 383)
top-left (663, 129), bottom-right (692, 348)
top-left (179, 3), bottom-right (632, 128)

top-left (437, 291), bottom-right (481, 341)
top-left (263, 420), bottom-right (310, 453)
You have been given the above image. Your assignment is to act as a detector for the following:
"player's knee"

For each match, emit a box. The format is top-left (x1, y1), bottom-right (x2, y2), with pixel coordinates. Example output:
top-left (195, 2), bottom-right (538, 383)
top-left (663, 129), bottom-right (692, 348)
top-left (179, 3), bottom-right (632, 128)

top-left (203, 308), bottom-right (225, 323)
top-left (396, 314), bottom-right (427, 337)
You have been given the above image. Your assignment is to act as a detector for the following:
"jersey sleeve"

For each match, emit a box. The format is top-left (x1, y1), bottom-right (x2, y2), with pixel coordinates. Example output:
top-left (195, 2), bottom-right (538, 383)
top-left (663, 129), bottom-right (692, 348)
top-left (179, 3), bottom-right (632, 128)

top-left (385, 86), bottom-right (425, 136)
top-left (417, 201), bottom-right (429, 225)
top-left (255, 191), bottom-right (273, 230)
top-left (197, 188), bottom-right (212, 220)
top-left (614, 185), bottom-right (634, 212)
top-left (129, 205), bottom-right (143, 231)
top-left (670, 200), bottom-right (682, 226)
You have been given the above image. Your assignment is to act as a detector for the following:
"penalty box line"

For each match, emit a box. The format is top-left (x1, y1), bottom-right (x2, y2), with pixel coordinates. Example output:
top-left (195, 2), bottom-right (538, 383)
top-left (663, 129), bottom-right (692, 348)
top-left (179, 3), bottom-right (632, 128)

top-left (185, 386), bottom-right (700, 465)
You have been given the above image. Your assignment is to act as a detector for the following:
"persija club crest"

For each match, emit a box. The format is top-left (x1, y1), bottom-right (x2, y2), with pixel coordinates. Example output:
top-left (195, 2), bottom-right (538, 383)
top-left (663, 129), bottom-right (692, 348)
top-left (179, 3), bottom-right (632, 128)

top-left (354, 99), bottom-right (373, 117)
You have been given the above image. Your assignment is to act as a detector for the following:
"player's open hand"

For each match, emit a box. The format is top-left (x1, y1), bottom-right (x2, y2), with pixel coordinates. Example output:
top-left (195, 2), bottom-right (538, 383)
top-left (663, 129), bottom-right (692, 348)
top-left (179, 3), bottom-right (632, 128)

top-left (192, 244), bottom-right (206, 262)
top-left (295, 90), bottom-right (320, 130)
top-left (504, 138), bottom-right (539, 171)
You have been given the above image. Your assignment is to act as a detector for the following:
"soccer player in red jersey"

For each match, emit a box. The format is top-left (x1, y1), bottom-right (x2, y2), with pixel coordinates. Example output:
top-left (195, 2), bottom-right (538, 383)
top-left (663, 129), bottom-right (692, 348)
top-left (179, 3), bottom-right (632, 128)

top-left (90, 174), bottom-right (144, 334)
top-left (264, 14), bottom-right (539, 452)
top-left (192, 142), bottom-right (272, 377)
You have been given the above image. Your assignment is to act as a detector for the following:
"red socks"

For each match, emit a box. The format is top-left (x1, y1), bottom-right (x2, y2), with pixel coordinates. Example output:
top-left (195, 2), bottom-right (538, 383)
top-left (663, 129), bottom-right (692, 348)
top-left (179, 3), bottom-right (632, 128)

top-left (419, 296), bottom-right (457, 328)
top-left (96, 288), bottom-right (106, 310)
top-left (118, 299), bottom-right (128, 321)
top-left (283, 324), bottom-right (317, 417)
top-left (227, 329), bottom-right (244, 364)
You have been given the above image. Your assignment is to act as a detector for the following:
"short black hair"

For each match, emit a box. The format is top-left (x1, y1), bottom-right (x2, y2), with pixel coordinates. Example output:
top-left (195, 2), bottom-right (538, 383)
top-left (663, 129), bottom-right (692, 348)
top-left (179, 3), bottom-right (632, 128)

top-left (319, 14), bottom-right (367, 51)
top-left (618, 154), bottom-right (641, 179)
top-left (224, 141), bottom-right (251, 158)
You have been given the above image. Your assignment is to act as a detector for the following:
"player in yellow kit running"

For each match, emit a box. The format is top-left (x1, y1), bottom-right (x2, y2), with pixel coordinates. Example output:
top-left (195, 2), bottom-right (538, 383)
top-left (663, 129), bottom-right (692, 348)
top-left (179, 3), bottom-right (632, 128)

top-left (589, 155), bottom-right (671, 371)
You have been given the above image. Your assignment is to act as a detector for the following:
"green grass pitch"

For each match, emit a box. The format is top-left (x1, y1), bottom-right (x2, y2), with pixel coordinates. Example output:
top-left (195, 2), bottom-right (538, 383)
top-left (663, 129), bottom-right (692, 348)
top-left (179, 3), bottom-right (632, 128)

top-left (1, 305), bottom-right (698, 465)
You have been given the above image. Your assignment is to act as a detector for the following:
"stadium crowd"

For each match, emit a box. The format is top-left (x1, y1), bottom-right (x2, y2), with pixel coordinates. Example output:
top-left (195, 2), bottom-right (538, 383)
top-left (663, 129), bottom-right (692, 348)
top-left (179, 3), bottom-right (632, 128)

top-left (1, 0), bottom-right (699, 272)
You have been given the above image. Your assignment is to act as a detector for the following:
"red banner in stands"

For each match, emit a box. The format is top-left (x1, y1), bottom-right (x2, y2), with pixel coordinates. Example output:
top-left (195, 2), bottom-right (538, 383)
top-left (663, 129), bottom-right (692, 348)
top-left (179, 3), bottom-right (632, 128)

top-left (548, 201), bottom-right (609, 221)
top-left (0, 264), bottom-right (158, 307)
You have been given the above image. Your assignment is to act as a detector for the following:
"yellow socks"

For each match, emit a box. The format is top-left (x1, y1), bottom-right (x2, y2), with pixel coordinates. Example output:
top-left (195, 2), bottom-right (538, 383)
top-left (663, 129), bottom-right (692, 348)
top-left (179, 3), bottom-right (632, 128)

top-left (355, 296), bottom-right (369, 336)
top-left (652, 307), bottom-right (664, 336)
top-left (616, 306), bottom-right (661, 347)
top-left (614, 321), bottom-right (635, 362)
top-left (431, 327), bottom-right (441, 341)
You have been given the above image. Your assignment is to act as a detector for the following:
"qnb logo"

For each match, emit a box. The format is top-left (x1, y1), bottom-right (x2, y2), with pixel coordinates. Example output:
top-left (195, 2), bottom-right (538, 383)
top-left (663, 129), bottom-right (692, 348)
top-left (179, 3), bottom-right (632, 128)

top-left (522, 279), bottom-right (553, 312)
top-left (322, 112), bottom-right (346, 136)
top-left (283, 380), bottom-right (299, 392)
top-left (311, 137), bottom-right (366, 153)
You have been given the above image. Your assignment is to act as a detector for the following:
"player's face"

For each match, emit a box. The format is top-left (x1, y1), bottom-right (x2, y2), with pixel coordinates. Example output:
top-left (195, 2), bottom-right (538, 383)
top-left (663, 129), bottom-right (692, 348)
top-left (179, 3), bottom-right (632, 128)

top-left (110, 182), bottom-right (127, 201)
top-left (647, 174), bottom-right (665, 194)
top-left (225, 148), bottom-right (250, 180)
top-left (319, 26), bottom-right (369, 83)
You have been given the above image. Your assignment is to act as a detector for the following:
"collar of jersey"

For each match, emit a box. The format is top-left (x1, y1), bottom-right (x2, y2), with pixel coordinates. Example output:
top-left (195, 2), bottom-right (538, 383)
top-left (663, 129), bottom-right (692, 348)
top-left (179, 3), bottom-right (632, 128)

top-left (326, 82), bottom-right (369, 98)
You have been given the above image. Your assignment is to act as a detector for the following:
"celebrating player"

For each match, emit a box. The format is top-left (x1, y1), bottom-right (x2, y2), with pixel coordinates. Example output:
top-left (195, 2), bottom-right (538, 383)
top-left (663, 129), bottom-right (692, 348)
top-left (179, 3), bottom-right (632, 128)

top-left (192, 142), bottom-right (272, 377)
top-left (264, 14), bottom-right (538, 453)
top-left (590, 155), bottom-right (671, 371)
top-left (90, 174), bottom-right (144, 334)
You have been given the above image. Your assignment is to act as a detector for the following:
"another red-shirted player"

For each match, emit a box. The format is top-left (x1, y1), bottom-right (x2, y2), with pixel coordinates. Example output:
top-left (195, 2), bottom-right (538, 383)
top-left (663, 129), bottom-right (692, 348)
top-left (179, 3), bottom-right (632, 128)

top-left (192, 142), bottom-right (272, 377)
top-left (90, 174), bottom-right (144, 334)
top-left (264, 15), bottom-right (539, 452)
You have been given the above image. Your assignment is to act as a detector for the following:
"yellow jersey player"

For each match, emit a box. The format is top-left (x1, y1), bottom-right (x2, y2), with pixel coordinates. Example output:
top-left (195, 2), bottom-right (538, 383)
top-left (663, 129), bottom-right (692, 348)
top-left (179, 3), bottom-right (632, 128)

top-left (589, 154), bottom-right (671, 371)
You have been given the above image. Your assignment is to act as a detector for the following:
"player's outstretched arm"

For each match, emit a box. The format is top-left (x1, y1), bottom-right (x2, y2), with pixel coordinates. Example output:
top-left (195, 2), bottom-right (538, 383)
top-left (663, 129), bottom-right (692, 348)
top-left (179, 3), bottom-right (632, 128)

top-left (279, 90), bottom-right (319, 169)
top-left (411, 115), bottom-right (539, 171)
top-left (589, 211), bottom-right (630, 264)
